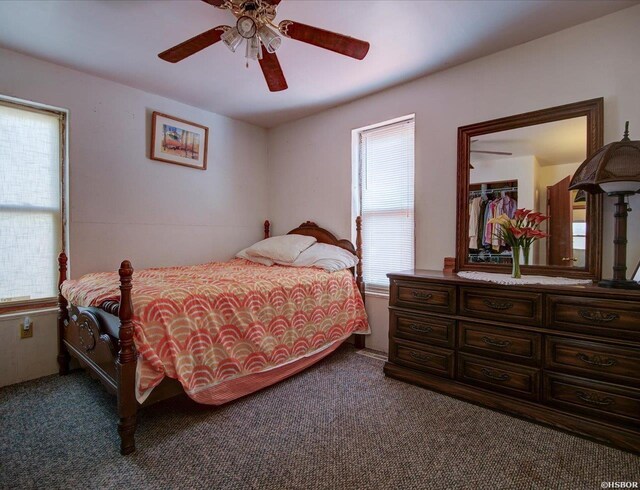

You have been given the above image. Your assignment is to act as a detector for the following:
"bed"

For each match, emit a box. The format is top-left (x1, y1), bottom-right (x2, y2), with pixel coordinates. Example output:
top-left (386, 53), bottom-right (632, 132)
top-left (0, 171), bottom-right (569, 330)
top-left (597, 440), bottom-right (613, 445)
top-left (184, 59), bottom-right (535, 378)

top-left (56, 219), bottom-right (368, 455)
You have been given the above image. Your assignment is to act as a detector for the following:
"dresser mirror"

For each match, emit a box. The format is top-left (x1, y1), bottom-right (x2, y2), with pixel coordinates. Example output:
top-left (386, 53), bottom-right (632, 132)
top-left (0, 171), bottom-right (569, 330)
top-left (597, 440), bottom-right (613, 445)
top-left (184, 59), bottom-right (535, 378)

top-left (456, 98), bottom-right (604, 279)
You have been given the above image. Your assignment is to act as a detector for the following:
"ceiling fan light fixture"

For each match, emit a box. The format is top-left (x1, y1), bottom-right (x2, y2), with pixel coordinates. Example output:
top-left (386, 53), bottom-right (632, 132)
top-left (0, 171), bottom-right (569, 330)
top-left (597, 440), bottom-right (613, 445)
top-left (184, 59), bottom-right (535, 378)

top-left (221, 26), bottom-right (243, 53)
top-left (237, 15), bottom-right (258, 39)
top-left (245, 35), bottom-right (263, 61)
top-left (159, 0), bottom-right (371, 92)
top-left (257, 24), bottom-right (281, 53)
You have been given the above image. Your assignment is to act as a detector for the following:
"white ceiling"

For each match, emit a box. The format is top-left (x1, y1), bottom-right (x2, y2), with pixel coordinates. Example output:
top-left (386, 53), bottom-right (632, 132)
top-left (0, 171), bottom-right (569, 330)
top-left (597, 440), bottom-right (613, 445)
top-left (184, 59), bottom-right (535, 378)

top-left (472, 117), bottom-right (587, 166)
top-left (0, 0), bottom-right (637, 128)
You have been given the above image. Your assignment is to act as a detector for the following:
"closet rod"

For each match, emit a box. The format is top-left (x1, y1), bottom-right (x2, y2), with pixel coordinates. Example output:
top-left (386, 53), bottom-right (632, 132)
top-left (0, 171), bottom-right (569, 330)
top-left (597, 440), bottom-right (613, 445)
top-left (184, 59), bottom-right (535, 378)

top-left (469, 186), bottom-right (518, 197)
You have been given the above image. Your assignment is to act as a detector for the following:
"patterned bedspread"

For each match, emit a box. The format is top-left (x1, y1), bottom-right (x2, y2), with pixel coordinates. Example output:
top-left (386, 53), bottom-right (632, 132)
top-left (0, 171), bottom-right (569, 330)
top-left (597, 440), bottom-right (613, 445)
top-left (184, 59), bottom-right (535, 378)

top-left (61, 259), bottom-right (369, 404)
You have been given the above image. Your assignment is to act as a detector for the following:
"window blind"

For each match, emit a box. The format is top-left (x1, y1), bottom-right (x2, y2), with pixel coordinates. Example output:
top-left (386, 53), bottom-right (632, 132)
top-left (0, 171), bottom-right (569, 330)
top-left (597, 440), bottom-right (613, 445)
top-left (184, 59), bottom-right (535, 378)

top-left (358, 118), bottom-right (415, 290)
top-left (0, 102), bottom-right (63, 305)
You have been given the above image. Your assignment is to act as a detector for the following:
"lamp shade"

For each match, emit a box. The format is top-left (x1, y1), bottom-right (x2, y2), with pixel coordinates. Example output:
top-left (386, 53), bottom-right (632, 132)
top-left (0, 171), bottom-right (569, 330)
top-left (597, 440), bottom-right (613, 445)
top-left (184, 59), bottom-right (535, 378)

top-left (569, 122), bottom-right (640, 194)
top-left (221, 27), bottom-right (243, 53)
top-left (258, 25), bottom-right (282, 53)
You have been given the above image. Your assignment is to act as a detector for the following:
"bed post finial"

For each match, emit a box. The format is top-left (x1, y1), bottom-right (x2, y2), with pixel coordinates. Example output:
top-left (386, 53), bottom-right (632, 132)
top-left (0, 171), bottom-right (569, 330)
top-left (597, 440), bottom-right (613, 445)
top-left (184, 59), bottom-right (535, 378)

top-left (57, 252), bottom-right (70, 375)
top-left (117, 259), bottom-right (137, 455)
top-left (264, 220), bottom-right (271, 239)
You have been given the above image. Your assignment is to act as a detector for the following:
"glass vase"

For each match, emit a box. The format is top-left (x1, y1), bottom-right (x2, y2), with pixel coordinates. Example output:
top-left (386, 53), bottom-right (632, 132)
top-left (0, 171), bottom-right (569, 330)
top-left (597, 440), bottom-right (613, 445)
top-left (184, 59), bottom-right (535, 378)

top-left (522, 244), bottom-right (531, 265)
top-left (511, 246), bottom-right (522, 279)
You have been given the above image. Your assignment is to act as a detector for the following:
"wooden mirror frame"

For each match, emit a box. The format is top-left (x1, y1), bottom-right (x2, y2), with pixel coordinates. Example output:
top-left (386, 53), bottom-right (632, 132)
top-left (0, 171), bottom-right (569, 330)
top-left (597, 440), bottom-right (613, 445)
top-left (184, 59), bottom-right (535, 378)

top-left (455, 98), bottom-right (604, 279)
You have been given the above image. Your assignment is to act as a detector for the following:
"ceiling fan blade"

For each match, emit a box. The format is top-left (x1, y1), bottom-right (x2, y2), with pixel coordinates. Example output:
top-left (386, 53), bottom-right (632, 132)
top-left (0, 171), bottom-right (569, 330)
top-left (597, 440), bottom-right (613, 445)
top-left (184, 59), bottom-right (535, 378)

top-left (201, 0), bottom-right (229, 7)
top-left (470, 150), bottom-right (513, 156)
top-left (158, 26), bottom-right (229, 63)
top-left (279, 20), bottom-right (369, 60)
top-left (259, 47), bottom-right (288, 92)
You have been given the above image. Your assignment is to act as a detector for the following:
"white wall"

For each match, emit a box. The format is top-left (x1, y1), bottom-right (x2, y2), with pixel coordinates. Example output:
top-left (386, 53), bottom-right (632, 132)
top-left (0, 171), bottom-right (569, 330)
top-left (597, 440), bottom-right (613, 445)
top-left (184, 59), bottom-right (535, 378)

top-left (0, 48), bottom-right (269, 386)
top-left (267, 5), bottom-right (640, 353)
top-left (470, 155), bottom-right (537, 211)
top-left (0, 309), bottom-right (58, 387)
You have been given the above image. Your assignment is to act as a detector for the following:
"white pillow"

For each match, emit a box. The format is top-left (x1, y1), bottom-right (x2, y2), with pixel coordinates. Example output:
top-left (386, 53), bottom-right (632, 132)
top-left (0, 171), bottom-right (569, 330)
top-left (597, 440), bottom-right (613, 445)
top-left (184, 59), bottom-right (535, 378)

top-left (236, 248), bottom-right (274, 266)
top-left (276, 243), bottom-right (359, 272)
top-left (244, 234), bottom-right (317, 263)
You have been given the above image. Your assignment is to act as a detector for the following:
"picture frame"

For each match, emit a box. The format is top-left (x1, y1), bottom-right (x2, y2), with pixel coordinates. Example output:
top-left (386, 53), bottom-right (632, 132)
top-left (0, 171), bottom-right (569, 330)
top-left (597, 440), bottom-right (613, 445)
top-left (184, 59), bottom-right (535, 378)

top-left (150, 112), bottom-right (208, 170)
top-left (633, 258), bottom-right (640, 283)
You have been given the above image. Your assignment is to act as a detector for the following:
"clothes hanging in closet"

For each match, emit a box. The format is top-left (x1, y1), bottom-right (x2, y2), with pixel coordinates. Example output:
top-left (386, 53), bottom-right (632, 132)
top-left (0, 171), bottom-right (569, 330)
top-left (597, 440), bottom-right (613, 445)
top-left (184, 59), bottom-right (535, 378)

top-left (469, 193), bottom-right (517, 252)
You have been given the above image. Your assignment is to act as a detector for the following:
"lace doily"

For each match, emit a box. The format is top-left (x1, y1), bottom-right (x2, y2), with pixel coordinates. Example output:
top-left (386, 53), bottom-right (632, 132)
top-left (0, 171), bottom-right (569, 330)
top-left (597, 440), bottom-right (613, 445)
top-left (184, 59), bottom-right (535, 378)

top-left (457, 271), bottom-right (593, 286)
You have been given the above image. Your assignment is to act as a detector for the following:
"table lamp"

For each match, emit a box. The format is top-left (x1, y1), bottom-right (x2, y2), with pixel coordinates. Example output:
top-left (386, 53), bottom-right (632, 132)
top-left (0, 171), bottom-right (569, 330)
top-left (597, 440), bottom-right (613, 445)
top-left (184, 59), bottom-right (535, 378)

top-left (569, 122), bottom-right (640, 289)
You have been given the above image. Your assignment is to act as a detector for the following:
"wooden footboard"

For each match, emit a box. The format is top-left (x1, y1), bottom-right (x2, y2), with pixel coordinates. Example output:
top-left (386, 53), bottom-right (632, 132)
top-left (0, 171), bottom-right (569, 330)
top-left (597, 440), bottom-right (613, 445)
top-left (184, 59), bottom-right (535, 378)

top-left (58, 253), bottom-right (138, 454)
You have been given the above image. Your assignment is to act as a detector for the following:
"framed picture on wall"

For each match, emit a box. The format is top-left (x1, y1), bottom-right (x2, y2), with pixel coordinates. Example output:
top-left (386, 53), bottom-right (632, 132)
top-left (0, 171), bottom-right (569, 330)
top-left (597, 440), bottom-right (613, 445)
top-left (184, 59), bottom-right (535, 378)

top-left (151, 112), bottom-right (208, 170)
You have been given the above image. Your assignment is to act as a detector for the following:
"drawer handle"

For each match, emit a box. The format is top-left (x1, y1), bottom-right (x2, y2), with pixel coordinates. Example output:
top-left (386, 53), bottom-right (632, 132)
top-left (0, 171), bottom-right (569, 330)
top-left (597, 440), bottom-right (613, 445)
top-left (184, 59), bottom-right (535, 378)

top-left (482, 299), bottom-right (514, 311)
top-left (481, 336), bottom-right (512, 349)
top-left (481, 367), bottom-right (510, 382)
top-left (578, 309), bottom-right (619, 324)
top-left (412, 291), bottom-right (433, 301)
top-left (575, 391), bottom-right (615, 407)
top-left (409, 323), bottom-right (433, 333)
top-left (576, 353), bottom-right (617, 368)
top-left (409, 351), bottom-right (431, 362)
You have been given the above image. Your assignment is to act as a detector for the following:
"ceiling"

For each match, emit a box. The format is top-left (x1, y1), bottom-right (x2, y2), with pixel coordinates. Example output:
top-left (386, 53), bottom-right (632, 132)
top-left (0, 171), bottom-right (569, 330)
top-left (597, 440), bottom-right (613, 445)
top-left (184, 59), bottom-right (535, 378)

top-left (472, 117), bottom-right (587, 166)
top-left (0, 0), bottom-right (637, 128)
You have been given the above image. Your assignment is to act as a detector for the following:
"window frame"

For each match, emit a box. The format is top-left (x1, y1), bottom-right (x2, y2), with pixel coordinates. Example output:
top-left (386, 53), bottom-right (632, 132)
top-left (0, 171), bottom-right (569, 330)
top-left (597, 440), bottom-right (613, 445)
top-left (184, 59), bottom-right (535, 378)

top-left (352, 114), bottom-right (416, 295)
top-left (0, 96), bottom-right (69, 314)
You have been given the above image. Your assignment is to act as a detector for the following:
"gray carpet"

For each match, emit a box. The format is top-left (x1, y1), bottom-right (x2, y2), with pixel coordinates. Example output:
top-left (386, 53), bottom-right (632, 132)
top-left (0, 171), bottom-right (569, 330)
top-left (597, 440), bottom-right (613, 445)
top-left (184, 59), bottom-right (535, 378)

top-left (1, 346), bottom-right (638, 490)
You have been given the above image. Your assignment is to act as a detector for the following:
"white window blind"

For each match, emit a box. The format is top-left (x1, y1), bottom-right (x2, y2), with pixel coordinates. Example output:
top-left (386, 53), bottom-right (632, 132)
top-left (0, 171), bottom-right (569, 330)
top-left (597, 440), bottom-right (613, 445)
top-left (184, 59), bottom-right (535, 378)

top-left (0, 101), bottom-right (64, 306)
top-left (357, 117), bottom-right (415, 290)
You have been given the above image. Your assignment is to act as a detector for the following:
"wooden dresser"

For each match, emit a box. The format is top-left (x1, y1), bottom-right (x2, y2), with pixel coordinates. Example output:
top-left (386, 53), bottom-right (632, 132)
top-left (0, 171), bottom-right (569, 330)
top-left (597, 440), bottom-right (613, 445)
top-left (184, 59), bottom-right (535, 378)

top-left (384, 270), bottom-right (640, 453)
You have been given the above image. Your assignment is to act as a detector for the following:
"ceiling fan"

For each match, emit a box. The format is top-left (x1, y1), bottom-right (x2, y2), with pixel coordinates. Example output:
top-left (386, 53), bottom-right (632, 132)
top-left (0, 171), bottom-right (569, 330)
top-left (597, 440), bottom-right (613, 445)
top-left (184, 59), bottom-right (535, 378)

top-left (158, 0), bottom-right (370, 92)
top-left (470, 139), bottom-right (513, 156)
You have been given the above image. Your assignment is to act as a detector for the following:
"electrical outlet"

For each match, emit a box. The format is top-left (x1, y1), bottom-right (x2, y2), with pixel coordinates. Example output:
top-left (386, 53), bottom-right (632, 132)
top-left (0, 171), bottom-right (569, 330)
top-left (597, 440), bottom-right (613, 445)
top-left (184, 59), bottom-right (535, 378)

top-left (20, 317), bottom-right (33, 339)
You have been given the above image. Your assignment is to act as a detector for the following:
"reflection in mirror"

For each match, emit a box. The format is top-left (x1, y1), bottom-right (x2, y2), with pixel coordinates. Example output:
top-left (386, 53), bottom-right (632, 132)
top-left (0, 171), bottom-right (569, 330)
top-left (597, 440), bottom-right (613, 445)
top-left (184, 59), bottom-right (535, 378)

top-left (467, 116), bottom-right (587, 268)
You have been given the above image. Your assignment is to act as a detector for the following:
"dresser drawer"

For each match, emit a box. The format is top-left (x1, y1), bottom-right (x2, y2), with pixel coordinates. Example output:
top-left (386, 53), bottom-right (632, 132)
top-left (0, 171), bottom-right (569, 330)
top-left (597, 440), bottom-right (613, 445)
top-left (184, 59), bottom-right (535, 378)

top-left (544, 373), bottom-right (640, 426)
top-left (459, 287), bottom-right (542, 326)
top-left (546, 295), bottom-right (640, 341)
top-left (390, 338), bottom-right (454, 378)
top-left (545, 336), bottom-right (640, 387)
top-left (457, 353), bottom-right (540, 401)
top-left (390, 280), bottom-right (456, 314)
top-left (458, 322), bottom-right (541, 365)
top-left (390, 310), bottom-right (455, 348)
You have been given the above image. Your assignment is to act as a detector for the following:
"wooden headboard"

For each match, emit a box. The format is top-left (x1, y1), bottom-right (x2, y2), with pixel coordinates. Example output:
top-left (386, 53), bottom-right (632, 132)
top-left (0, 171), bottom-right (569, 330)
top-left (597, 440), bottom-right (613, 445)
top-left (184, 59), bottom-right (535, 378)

top-left (264, 218), bottom-right (364, 302)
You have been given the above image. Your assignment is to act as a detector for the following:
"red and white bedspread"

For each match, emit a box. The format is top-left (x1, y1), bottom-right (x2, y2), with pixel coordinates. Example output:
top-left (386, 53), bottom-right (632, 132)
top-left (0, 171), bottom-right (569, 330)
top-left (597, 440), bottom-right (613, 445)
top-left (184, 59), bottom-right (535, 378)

top-left (61, 259), bottom-right (369, 404)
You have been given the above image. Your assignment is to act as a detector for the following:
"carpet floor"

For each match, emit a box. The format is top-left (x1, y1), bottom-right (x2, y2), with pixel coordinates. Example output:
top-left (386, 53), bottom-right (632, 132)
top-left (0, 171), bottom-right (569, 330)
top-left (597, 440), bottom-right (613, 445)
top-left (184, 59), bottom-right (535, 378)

top-left (1, 346), bottom-right (638, 489)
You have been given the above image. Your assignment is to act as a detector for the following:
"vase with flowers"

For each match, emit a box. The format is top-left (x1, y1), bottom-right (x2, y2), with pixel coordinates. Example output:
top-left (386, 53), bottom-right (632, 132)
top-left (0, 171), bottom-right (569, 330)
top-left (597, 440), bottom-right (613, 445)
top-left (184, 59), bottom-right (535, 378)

top-left (488, 209), bottom-right (550, 278)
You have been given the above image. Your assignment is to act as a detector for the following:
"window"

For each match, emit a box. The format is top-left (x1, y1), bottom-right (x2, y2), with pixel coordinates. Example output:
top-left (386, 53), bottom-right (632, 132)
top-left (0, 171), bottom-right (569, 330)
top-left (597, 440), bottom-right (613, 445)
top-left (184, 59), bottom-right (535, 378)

top-left (353, 116), bottom-right (415, 292)
top-left (572, 221), bottom-right (587, 250)
top-left (0, 98), bottom-right (66, 311)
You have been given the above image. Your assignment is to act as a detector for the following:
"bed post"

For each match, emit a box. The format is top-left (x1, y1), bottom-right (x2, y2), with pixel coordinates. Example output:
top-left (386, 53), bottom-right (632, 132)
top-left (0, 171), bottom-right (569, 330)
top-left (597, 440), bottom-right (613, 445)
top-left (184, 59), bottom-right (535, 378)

top-left (355, 216), bottom-right (366, 349)
top-left (116, 260), bottom-right (137, 455)
top-left (264, 220), bottom-right (270, 239)
top-left (57, 252), bottom-right (70, 375)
